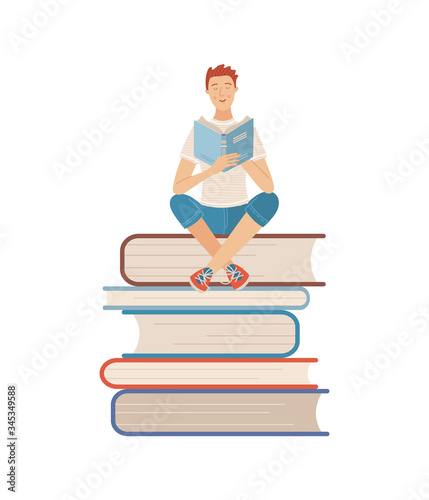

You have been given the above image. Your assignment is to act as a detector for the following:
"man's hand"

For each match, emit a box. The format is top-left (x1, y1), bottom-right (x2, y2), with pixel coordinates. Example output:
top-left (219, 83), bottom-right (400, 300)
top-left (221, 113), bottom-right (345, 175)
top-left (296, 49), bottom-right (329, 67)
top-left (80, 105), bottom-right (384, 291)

top-left (172, 153), bottom-right (242, 194)
top-left (209, 153), bottom-right (241, 175)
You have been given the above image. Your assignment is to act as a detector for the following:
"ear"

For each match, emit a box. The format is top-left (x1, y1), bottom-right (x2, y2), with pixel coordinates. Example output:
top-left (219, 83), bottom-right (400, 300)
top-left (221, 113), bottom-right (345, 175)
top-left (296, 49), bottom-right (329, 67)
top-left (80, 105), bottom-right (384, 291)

top-left (205, 89), bottom-right (209, 94)
top-left (234, 87), bottom-right (239, 92)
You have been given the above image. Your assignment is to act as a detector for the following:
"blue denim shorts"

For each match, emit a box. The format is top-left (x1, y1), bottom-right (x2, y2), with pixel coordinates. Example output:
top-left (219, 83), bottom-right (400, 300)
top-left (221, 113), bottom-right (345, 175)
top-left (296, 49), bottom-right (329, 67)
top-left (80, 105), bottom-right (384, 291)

top-left (170, 192), bottom-right (279, 234)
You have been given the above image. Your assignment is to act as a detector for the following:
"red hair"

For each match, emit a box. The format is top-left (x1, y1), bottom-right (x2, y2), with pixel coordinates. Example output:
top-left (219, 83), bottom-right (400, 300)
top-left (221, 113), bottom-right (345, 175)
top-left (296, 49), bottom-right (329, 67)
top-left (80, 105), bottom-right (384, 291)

top-left (205, 65), bottom-right (238, 89)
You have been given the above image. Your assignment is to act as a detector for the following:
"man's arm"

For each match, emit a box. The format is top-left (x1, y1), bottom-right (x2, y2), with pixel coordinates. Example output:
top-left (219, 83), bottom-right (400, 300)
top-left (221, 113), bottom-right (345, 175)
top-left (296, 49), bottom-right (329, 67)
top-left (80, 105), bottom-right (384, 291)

top-left (172, 154), bottom-right (241, 194)
top-left (241, 158), bottom-right (274, 193)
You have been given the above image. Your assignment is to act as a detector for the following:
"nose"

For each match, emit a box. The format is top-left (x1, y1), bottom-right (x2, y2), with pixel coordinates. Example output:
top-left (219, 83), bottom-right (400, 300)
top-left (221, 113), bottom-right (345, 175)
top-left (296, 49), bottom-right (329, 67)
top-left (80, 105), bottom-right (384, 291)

top-left (219, 86), bottom-right (226, 97)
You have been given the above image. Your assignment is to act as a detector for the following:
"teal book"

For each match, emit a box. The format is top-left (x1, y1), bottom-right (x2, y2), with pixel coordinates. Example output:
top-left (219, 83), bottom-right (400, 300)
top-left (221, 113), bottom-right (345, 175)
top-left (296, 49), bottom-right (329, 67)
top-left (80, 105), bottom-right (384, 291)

top-left (194, 116), bottom-right (254, 171)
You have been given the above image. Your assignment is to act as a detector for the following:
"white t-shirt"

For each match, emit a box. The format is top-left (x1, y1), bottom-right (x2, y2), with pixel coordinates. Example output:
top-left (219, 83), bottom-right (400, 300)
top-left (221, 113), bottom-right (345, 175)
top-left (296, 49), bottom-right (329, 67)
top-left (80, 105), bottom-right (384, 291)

top-left (180, 118), bottom-right (267, 208)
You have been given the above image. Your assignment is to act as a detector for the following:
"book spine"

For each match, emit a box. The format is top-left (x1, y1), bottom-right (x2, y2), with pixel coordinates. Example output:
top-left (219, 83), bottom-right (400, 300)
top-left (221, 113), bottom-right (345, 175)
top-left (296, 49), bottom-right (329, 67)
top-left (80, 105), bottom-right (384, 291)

top-left (221, 133), bottom-right (227, 155)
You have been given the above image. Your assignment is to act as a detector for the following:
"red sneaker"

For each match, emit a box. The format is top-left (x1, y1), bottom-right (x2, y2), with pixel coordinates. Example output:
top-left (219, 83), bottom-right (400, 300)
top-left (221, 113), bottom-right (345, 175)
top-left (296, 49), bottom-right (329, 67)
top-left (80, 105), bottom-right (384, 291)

top-left (189, 267), bottom-right (213, 293)
top-left (226, 264), bottom-right (250, 291)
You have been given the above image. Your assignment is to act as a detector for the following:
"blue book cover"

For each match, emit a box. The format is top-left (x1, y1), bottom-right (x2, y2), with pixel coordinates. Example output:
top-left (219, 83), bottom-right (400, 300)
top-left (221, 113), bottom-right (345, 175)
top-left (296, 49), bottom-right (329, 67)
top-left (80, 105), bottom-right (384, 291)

top-left (111, 388), bottom-right (329, 436)
top-left (194, 116), bottom-right (254, 171)
top-left (119, 307), bottom-right (300, 359)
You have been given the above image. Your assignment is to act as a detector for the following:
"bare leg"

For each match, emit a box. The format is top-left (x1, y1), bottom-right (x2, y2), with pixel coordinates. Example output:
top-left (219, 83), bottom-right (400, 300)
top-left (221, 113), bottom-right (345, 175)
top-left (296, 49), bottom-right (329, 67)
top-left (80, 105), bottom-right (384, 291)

top-left (187, 218), bottom-right (233, 267)
top-left (207, 214), bottom-right (262, 273)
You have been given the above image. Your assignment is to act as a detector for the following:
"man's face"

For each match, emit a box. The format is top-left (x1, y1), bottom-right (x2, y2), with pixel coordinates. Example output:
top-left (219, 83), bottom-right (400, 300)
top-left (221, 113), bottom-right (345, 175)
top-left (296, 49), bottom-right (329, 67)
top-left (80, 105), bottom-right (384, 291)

top-left (206, 76), bottom-right (237, 111)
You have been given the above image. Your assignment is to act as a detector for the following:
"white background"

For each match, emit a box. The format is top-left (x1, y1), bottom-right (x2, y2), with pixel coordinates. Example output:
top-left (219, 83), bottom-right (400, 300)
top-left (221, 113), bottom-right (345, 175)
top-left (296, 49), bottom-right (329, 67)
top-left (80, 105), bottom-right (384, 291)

top-left (2, 0), bottom-right (429, 499)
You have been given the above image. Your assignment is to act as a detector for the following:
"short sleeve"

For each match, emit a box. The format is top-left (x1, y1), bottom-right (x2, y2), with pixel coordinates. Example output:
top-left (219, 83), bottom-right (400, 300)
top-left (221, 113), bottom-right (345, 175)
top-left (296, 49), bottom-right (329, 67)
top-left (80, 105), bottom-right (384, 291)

top-left (252, 128), bottom-right (267, 161)
top-left (180, 127), bottom-right (198, 163)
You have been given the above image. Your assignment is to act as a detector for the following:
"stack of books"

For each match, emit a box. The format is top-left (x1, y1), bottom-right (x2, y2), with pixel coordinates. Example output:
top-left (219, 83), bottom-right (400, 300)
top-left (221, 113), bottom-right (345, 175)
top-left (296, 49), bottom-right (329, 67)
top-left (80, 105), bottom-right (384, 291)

top-left (101, 234), bottom-right (329, 436)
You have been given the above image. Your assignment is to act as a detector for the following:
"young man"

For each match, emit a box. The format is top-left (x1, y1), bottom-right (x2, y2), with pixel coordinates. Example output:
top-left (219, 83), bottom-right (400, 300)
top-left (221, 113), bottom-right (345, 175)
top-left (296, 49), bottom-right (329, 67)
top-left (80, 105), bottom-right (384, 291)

top-left (170, 64), bottom-right (279, 292)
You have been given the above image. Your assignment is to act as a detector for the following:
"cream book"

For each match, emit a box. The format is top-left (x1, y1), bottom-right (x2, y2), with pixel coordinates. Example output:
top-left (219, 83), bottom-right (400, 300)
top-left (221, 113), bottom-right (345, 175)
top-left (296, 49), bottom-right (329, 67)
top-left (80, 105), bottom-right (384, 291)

top-left (100, 358), bottom-right (318, 388)
top-left (120, 234), bottom-right (326, 286)
top-left (115, 308), bottom-right (300, 358)
top-left (104, 286), bottom-right (309, 309)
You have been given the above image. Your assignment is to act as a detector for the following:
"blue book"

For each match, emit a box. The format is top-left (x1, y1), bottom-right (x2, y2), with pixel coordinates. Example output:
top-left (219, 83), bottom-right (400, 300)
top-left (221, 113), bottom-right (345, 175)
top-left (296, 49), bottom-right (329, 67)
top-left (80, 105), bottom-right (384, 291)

top-left (111, 388), bottom-right (329, 436)
top-left (117, 307), bottom-right (300, 359)
top-left (194, 116), bottom-right (254, 171)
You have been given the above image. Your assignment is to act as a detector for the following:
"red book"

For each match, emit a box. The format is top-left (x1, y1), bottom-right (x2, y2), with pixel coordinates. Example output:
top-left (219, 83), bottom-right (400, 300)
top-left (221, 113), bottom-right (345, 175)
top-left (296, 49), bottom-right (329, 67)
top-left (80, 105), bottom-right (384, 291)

top-left (100, 357), bottom-right (319, 389)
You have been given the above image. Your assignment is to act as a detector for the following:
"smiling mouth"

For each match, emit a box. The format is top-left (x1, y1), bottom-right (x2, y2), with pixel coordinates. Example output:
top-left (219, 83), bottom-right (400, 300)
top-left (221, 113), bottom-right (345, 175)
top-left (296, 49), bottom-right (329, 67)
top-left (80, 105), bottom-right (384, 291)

top-left (219, 99), bottom-right (226, 102)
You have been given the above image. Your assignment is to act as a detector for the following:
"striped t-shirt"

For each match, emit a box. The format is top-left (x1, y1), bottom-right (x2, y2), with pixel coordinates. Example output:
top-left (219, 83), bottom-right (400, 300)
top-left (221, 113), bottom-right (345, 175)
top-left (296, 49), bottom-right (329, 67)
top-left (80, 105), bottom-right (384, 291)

top-left (180, 118), bottom-right (267, 207)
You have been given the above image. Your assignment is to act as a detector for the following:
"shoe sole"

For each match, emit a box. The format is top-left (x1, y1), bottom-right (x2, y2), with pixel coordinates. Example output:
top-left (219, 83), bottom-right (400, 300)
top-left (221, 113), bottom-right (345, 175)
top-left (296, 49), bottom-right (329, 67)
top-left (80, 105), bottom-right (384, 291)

top-left (233, 276), bottom-right (250, 291)
top-left (189, 278), bottom-right (209, 293)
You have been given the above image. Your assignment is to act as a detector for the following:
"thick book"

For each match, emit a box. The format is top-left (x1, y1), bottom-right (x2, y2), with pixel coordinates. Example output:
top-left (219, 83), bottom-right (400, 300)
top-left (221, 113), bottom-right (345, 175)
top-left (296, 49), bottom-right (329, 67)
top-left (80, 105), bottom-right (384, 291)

top-left (194, 116), bottom-right (254, 168)
top-left (103, 286), bottom-right (309, 310)
top-left (117, 308), bottom-right (299, 358)
top-left (100, 358), bottom-right (318, 389)
top-left (111, 388), bottom-right (329, 436)
top-left (120, 234), bottom-right (326, 287)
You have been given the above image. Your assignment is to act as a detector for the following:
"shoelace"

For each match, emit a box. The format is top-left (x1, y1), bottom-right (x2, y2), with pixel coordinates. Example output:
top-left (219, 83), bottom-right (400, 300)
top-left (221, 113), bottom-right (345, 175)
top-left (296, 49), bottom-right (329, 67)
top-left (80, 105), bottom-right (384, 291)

top-left (226, 265), bottom-right (243, 282)
top-left (196, 267), bottom-right (213, 284)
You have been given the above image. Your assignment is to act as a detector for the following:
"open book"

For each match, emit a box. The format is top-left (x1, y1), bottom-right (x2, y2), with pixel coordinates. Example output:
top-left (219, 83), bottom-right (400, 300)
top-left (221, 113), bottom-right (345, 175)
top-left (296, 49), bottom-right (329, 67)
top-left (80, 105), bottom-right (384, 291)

top-left (194, 116), bottom-right (254, 171)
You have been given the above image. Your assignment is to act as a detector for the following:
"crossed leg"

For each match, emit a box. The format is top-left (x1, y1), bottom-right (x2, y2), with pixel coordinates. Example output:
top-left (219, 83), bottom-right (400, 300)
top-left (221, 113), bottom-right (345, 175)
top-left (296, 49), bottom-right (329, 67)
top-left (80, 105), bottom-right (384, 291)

top-left (185, 218), bottom-right (233, 269)
top-left (171, 192), bottom-right (279, 284)
top-left (187, 213), bottom-right (262, 274)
